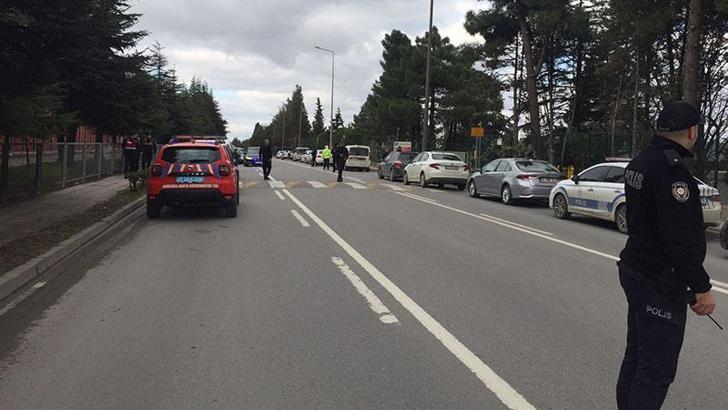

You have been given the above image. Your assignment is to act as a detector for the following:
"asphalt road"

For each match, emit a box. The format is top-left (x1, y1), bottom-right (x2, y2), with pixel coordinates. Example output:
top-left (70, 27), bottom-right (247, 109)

top-left (1, 158), bottom-right (727, 409)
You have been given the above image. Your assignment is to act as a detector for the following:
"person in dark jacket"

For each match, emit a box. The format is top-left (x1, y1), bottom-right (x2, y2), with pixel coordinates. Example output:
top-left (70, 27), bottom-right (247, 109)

top-left (333, 143), bottom-right (349, 182)
top-left (310, 146), bottom-right (317, 167)
top-left (122, 136), bottom-right (139, 178)
top-left (141, 136), bottom-right (155, 168)
top-left (260, 139), bottom-right (273, 180)
top-left (616, 101), bottom-right (716, 410)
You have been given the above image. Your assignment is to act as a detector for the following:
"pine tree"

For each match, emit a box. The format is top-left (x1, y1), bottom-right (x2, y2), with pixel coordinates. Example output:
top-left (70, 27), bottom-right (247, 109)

top-left (333, 108), bottom-right (344, 130)
top-left (311, 97), bottom-right (326, 144)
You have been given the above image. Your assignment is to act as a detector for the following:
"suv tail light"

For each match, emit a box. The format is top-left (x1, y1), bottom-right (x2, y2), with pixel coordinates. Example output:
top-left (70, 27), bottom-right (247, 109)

top-left (219, 164), bottom-right (231, 177)
top-left (709, 194), bottom-right (721, 203)
top-left (393, 160), bottom-right (403, 168)
top-left (516, 174), bottom-right (538, 180)
top-left (151, 164), bottom-right (163, 177)
top-left (429, 163), bottom-right (441, 169)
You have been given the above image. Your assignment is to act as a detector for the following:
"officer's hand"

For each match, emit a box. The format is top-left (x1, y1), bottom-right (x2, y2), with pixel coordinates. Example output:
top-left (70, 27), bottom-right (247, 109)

top-left (691, 291), bottom-right (716, 316)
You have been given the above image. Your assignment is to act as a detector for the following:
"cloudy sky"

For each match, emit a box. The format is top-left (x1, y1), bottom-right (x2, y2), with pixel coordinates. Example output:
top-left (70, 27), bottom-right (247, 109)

top-left (130, 0), bottom-right (489, 139)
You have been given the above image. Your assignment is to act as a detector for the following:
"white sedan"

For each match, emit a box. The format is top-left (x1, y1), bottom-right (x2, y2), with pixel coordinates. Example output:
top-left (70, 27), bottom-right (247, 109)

top-left (403, 152), bottom-right (470, 190)
top-left (549, 161), bottom-right (722, 233)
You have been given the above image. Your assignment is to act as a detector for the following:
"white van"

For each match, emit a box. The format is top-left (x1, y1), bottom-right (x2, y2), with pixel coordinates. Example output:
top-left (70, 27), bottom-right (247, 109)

top-left (345, 145), bottom-right (371, 171)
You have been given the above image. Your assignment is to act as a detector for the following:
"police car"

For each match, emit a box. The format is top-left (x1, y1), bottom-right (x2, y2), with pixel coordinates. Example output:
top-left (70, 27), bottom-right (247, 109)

top-left (146, 139), bottom-right (240, 218)
top-left (549, 161), bottom-right (722, 233)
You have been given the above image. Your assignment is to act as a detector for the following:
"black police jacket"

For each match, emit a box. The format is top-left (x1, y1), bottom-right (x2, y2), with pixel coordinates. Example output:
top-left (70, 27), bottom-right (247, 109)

top-left (333, 147), bottom-right (349, 164)
top-left (619, 136), bottom-right (712, 294)
top-left (260, 145), bottom-right (272, 161)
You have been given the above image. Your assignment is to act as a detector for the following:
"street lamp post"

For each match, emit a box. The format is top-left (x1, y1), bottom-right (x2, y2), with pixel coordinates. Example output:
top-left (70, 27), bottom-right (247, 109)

top-left (422, 0), bottom-right (434, 151)
top-left (315, 46), bottom-right (335, 148)
top-left (281, 108), bottom-right (286, 149)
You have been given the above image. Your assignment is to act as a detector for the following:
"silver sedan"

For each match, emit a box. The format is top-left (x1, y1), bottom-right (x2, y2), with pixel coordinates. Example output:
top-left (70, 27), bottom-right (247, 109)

top-left (467, 158), bottom-right (563, 205)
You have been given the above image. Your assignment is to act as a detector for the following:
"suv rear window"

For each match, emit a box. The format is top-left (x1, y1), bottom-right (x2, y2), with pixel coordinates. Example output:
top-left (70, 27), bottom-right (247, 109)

top-left (397, 152), bottom-right (418, 161)
top-left (161, 147), bottom-right (221, 163)
top-left (349, 147), bottom-right (369, 156)
top-left (432, 153), bottom-right (462, 161)
top-left (516, 160), bottom-right (559, 173)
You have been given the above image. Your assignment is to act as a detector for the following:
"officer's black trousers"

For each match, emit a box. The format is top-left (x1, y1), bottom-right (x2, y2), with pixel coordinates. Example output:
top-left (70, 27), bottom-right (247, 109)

top-left (335, 161), bottom-right (345, 181)
top-left (323, 159), bottom-right (330, 170)
top-left (617, 264), bottom-right (687, 410)
top-left (262, 160), bottom-right (272, 179)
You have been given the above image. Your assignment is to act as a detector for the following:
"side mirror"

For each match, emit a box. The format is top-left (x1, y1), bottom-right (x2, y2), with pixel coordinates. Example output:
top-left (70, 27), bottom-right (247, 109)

top-left (571, 175), bottom-right (579, 184)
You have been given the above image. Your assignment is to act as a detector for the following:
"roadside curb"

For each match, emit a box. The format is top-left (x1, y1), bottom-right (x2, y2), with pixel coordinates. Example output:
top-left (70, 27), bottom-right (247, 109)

top-left (0, 196), bottom-right (145, 303)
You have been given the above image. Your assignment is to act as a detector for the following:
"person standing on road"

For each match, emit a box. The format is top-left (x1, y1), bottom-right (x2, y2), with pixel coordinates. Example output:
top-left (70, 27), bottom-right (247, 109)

top-left (310, 146), bottom-right (317, 167)
top-left (322, 145), bottom-right (332, 170)
top-left (616, 101), bottom-right (716, 410)
top-left (333, 143), bottom-right (349, 182)
top-left (260, 139), bottom-right (273, 180)
top-left (141, 136), bottom-right (155, 169)
top-left (122, 136), bottom-right (138, 178)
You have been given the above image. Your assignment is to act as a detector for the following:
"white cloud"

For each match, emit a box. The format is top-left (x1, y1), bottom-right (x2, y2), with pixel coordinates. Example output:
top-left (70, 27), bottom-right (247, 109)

top-left (131, 0), bottom-right (490, 138)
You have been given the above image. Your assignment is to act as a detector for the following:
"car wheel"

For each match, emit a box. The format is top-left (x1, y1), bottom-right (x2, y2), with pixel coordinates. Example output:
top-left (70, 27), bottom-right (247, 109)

top-left (223, 203), bottom-right (238, 218)
top-left (501, 185), bottom-right (513, 205)
top-left (553, 194), bottom-right (570, 219)
top-left (468, 180), bottom-right (479, 197)
top-left (615, 204), bottom-right (628, 234)
top-left (403, 172), bottom-right (410, 185)
top-left (420, 173), bottom-right (428, 188)
top-left (389, 169), bottom-right (396, 182)
top-left (378, 168), bottom-right (384, 180)
top-left (146, 202), bottom-right (162, 219)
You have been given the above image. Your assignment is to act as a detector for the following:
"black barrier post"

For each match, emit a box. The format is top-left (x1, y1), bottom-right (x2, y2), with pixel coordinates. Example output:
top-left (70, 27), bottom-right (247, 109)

top-left (34, 144), bottom-right (43, 195)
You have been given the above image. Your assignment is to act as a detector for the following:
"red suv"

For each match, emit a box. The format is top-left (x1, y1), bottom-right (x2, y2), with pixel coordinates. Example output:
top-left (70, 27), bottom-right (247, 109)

top-left (146, 141), bottom-right (239, 218)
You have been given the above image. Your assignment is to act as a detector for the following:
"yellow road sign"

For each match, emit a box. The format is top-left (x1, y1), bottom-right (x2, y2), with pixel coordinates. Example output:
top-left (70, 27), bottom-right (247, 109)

top-left (470, 127), bottom-right (484, 137)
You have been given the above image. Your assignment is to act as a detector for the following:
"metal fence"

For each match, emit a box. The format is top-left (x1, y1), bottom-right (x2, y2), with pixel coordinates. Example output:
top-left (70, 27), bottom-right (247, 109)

top-left (0, 141), bottom-right (123, 200)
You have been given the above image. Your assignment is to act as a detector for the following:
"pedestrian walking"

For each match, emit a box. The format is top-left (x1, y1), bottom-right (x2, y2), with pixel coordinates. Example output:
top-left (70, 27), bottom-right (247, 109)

top-left (122, 136), bottom-right (138, 178)
top-left (260, 139), bottom-right (273, 180)
top-left (333, 143), bottom-right (349, 182)
top-left (616, 101), bottom-right (716, 410)
top-left (310, 146), bottom-right (317, 167)
top-left (322, 145), bottom-right (332, 170)
top-left (142, 136), bottom-right (155, 169)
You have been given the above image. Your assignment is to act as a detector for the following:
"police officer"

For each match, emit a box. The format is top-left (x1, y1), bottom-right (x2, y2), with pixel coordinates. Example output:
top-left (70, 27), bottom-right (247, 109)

top-left (333, 143), bottom-right (349, 182)
top-left (260, 139), bottom-right (273, 180)
top-left (322, 145), bottom-right (332, 170)
top-left (617, 101), bottom-right (716, 409)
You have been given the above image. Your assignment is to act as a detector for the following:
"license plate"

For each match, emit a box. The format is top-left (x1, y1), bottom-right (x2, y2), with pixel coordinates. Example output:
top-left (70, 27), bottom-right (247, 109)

top-left (176, 176), bottom-right (204, 184)
top-left (445, 165), bottom-right (459, 170)
top-left (541, 178), bottom-right (558, 184)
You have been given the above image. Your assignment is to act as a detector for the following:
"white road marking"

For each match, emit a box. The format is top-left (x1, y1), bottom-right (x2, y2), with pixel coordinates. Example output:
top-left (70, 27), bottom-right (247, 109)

top-left (331, 257), bottom-right (399, 325)
top-left (282, 189), bottom-right (534, 410)
top-left (268, 180), bottom-right (286, 189)
top-left (479, 213), bottom-right (554, 237)
top-left (290, 209), bottom-right (310, 227)
top-left (308, 181), bottom-right (328, 188)
top-left (399, 192), bottom-right (439, 205)
top-left (345, 182), bottom-right (367, 190)
top-left (397, 192), bottom-right (620, 262)
top-left (382, 183), bottom-right (405, 192)
top-left (274, 191), bottom-right (285, 200)
top-left (0, 281), bottom-right (46, 318)
top-left (711, 279), bottom-right (728, 289)
top-left (712, 286), bottom-right (728, 295)
top-left (426, 188), bottom-right (442, 193)
top-left (346, 176), bottom-right (366, 184)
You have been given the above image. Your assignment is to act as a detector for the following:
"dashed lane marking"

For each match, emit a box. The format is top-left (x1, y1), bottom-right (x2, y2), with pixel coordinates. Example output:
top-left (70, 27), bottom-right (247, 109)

top-left (345, 182), bottom-right (367, 190)
top-left (332, 257), bottom-right (399, 325)
top-left (308, 181), bottom-right (327, 188)
top-left (274, 191), bottom-right (285, 200)
top-left (290, 209), bottom-right (310, 227)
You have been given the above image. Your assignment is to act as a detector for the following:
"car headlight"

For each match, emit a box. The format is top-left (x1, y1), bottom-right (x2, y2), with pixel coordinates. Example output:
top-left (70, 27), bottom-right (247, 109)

top-left (245, 156), bottom-right (252, 160)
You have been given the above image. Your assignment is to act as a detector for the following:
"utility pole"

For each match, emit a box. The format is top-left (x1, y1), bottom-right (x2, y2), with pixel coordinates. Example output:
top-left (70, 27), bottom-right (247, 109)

top-left (281, 108), bottom-right (286, 149)
top-left (315, 46), bottom-right (335, 148)
top-left (422, 0), bottom-right (434, 151)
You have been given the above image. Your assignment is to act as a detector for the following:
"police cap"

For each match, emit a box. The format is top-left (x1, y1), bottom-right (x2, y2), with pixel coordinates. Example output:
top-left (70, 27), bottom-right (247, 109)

top-left (656, 100), bottom-right (703, 132)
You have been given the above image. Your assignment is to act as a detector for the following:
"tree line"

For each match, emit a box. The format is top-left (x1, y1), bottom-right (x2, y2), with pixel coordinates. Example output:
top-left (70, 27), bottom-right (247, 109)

top-left (0, 1), bottom-right (227, 145)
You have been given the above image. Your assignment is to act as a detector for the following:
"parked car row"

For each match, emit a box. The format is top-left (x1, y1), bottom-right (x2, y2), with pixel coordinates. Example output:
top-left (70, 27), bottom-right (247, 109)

top-left (277, 145), bottom-right (372, 171)
top-left (380, 153), bottom-right (723, 234)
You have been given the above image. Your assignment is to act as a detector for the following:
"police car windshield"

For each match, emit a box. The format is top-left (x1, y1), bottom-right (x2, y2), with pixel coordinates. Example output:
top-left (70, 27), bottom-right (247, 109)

top-left (516, 160), bottom-right (559, 173)
top-left (162, 147), bottom-right (221, 163)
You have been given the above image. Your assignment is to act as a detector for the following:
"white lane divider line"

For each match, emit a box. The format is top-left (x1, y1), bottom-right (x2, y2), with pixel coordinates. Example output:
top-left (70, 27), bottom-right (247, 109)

top-left (274, 191), bottom-right (285, 200)
top-left (345, 182), bottom-right (367, 190)
top-left (0, 281), bottom-right (46, 318)
top-left (479, 213), bottom-right (554, 237)
top-left (268, 180), bottom-right (286, 189)
top-left (282, 189), bottom-right (534, 410)
top-left (399, 192), bottom-right (439, 204)
top-left (308, 181), bottom-right (328, 188)
top-left (397, 192), bottom-right (619, 262)
top-left (290, 210), bottom-right (310, 227)
top-left (382, 183), bottom-right (405, 192)
top-left (332, 257), bottom-right (399, 325)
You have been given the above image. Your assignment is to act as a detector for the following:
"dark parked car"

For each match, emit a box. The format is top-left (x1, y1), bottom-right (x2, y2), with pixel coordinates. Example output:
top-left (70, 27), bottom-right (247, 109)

top-left (378, 151), bottom-right (419, 182)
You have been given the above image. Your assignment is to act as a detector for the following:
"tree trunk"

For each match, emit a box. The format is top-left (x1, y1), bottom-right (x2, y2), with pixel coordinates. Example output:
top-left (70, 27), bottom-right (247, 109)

top-left (512, 33), bottom-right (521, 147)
top-left (631, 43), bottom-right (640, 159)
top-left (518, 14), bottom-right (542, 159)
top-left (682, 0), bottom-right (703, 104)
top-left (610, 76), bottom-right (624, 157)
